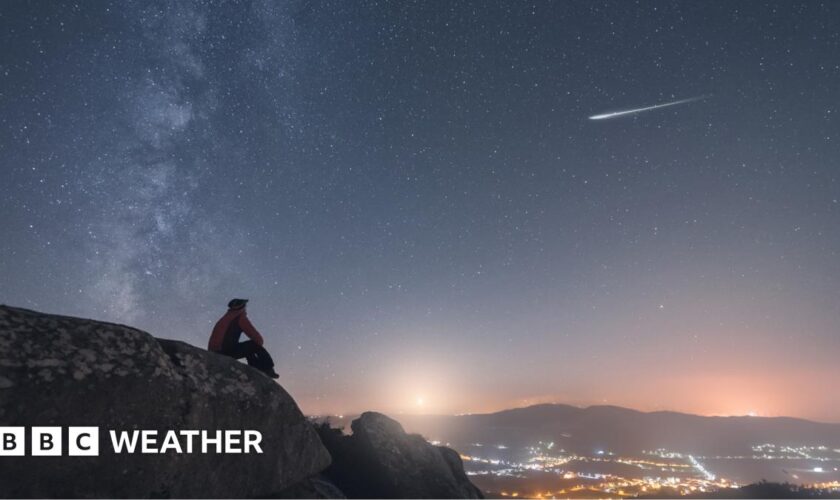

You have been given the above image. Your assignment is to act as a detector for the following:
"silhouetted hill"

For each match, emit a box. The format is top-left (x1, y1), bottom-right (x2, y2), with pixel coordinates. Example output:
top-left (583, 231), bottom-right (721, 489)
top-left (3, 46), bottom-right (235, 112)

top-left (392, 404), bottom-right (840, 456)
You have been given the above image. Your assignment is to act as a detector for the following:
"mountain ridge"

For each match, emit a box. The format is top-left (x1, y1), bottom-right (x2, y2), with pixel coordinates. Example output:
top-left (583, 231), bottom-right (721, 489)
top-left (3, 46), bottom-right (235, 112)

top-left (380, 403), bottom-right (840, 459)
top-left (380, 403), bottom-right (838, 426)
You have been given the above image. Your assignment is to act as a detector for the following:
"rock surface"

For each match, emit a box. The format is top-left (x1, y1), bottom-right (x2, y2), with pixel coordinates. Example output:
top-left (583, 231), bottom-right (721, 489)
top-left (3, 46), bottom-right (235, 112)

top-left (317, 412), bottom-right (483, 498)
top-left (276, 474), bottom-right (347, 499)
top-left (0, 305), bottom-right (330, 498)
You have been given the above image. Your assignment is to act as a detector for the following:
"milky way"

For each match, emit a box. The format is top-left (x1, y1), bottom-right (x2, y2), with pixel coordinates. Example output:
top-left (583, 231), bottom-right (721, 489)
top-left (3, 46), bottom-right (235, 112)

top-left (2, 1), bottom-right (840, 420)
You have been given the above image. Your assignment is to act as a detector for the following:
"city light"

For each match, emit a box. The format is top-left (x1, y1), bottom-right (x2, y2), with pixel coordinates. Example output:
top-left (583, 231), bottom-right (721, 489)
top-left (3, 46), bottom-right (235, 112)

top-left (459, 440), bottom-right (840, 498)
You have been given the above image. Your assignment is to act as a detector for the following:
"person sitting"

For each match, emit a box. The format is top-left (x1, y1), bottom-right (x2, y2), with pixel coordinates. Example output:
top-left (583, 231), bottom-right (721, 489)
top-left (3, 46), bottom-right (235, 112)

top-left (208, 298), bottom-right (279, 379)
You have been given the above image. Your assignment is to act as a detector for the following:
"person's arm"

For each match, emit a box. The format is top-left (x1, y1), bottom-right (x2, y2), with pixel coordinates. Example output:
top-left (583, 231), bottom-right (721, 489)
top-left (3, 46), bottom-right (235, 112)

top-left (240, 314), bottom-right (265, 346)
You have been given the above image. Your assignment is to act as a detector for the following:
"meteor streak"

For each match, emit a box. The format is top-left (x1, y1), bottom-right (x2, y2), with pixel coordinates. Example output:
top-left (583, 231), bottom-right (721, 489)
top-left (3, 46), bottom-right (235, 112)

top-left (589, 95), bottom-right (707, 120)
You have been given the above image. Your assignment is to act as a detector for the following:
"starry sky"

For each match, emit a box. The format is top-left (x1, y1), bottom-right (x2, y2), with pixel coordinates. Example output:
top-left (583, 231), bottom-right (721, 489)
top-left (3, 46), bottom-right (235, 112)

top-left (2, 1), bottom-right (839, 421)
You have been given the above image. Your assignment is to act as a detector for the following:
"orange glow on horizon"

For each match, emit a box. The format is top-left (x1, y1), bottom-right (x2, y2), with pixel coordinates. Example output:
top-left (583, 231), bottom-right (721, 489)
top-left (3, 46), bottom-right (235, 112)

top-left (294, 361), bottom-right (840, 423)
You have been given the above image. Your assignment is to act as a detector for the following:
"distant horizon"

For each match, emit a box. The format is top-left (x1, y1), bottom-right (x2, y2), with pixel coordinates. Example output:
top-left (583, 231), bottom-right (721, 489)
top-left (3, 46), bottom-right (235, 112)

top-left (6, 301), bottom-right (840, 424)
top-left (310, 401), bottom-right (840, 426)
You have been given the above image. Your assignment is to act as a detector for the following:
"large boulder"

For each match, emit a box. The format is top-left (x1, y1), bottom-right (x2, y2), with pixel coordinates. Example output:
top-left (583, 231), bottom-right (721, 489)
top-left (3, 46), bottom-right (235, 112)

top-left (0, 305), bottom-right (331, 498)
top-left (317, 412), bottom-right (483, 498)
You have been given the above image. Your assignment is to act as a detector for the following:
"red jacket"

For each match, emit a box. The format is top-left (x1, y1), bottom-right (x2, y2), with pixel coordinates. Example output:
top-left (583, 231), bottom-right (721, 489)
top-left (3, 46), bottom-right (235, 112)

top-left (208, 309), bottom-right (264, 352)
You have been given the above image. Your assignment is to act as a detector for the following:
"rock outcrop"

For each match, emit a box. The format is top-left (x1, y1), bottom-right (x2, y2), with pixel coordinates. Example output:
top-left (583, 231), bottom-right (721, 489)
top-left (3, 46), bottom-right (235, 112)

top-left (316, 412), bottom-right (483, 499)
top-left (0, 305), bottom-right (485, 498)
top-left (0, 305), bottom-right (330, 498)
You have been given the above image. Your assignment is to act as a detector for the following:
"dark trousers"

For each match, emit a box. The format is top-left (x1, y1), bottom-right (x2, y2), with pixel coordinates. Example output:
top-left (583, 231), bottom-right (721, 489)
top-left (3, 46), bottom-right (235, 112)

top-left (221, 341), bottom-right (275, 372)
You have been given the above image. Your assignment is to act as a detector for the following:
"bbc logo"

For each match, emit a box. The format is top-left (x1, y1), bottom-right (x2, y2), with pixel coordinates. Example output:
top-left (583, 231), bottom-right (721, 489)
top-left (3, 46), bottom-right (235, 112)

top-left (0, 427), bottom-right (99, 456)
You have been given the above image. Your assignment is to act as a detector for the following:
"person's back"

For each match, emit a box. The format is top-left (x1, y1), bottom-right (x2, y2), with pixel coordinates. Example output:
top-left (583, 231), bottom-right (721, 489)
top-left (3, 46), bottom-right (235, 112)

top-left (209, 307), bottom-right (263, 352)
top-left (208, 298), bottom-right (278, 379)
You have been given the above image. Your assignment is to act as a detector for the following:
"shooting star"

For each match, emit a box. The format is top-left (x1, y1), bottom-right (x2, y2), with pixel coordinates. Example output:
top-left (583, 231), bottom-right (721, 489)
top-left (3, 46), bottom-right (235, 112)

top-left (589, 95), bottom-right (708, 120)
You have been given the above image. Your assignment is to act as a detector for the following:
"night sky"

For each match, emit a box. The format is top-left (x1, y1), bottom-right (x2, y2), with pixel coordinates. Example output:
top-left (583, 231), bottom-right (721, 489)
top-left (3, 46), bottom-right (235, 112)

top-left (2, 1), bottom-right (839, 421)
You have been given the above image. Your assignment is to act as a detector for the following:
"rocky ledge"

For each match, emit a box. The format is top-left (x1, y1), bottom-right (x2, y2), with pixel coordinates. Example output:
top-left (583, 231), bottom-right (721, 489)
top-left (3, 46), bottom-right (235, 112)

top-left (0, 305), bottom-right (483, 499)
top-left (0, 305), bottom-right (328, 498)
